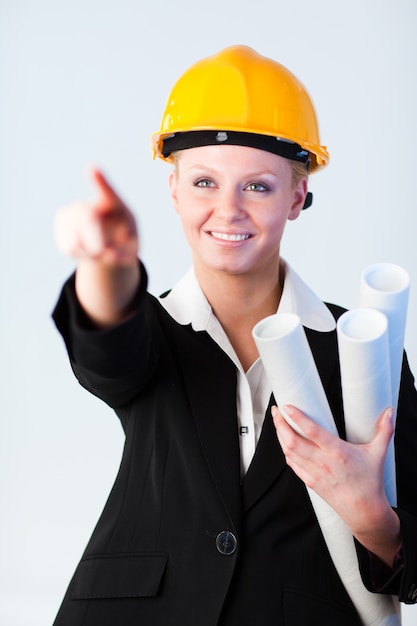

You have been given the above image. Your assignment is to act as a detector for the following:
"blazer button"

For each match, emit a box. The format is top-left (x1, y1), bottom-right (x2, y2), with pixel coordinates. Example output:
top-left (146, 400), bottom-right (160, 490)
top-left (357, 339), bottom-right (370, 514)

top-left (216, 531), bottom-right (237, 555)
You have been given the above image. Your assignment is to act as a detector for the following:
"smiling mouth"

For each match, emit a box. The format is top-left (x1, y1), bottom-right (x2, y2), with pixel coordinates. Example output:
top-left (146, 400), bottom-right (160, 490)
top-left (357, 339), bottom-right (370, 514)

top-left (210, 232), bottom-right (251, 242)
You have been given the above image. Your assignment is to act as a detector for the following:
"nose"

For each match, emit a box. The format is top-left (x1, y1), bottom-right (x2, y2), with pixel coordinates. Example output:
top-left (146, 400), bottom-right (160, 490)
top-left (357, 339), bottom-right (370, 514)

top-left (215, 187), bottom-right (246, 221)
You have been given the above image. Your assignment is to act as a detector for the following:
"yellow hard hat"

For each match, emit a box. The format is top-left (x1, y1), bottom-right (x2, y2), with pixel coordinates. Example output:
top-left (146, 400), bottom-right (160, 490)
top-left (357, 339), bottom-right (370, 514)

top-left (151, 45), bottom-right (329, 173)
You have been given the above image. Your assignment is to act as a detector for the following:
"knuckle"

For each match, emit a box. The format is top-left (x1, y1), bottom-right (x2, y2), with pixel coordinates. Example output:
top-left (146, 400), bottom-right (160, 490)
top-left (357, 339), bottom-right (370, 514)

top-left (303, 421), bottom-right (320, 440)
top-left (284, 431), bottom-right (298, 453)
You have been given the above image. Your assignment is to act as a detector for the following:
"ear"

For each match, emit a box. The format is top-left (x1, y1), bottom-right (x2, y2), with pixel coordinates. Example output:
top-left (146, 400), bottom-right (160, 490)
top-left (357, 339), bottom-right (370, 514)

top-left (169, 170), bottom-right (179, 213)
top-left (288, 177), bottom-right (308, 221)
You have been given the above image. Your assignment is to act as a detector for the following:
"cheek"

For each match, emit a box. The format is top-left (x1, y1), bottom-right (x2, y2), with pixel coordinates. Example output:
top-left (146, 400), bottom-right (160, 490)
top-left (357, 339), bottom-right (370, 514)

top-left (177, 195), bottom-right (212, 228)
top-left (264, 194), bottom-right (294, 232)
top-left (177, 206), bottom-right (206, 242)
top-left (263, 212), bottom-right (288, 239)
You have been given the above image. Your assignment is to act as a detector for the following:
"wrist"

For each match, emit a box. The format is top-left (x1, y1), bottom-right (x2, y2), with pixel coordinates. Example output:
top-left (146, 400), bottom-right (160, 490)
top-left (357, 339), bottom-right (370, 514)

top-left (353, 506), bottom-right (401, 568)
top-left (75, 259), bottom-right (140, 327)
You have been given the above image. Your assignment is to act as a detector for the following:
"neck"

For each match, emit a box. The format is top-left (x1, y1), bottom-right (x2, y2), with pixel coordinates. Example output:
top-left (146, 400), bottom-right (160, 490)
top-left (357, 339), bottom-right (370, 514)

top-left (194, 260), bottom-right (284, 371)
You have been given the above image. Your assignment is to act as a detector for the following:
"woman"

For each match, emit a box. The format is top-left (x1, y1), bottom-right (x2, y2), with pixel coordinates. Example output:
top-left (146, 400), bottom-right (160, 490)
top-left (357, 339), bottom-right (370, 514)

top-left (52, 46), bottom-right (417, 625)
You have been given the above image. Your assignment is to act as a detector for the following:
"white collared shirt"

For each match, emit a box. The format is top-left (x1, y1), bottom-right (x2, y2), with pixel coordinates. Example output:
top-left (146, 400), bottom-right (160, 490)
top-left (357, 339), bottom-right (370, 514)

top-left (159, 261), bottom-right (336, 475)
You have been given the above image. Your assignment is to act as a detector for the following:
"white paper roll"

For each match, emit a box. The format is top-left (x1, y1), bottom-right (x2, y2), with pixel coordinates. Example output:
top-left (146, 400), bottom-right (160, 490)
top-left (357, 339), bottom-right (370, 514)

top-left (307, 488), bottom-right (400, 626)
top-left (336, 308), bottom-right (396, 505)
top-left (252, 313), bottom-right (400, 625)
top-left (359, 262), bottom-right (410, 412)
top-left (252, 313), bottom-right (338, 436)
top-left (337, 309), bottom-right (391, 442)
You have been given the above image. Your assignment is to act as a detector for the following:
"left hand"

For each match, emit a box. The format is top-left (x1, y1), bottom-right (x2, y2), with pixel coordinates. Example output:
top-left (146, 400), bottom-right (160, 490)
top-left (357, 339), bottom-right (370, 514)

top-left (272, 404), bottom-right (401, 566)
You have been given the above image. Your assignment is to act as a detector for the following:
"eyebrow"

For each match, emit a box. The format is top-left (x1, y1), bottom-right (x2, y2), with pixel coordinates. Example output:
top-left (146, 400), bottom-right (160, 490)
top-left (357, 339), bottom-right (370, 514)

top-left (185, 164), bottom-right (218, 174)
top-left (185, 164), bottom-right (280, 179)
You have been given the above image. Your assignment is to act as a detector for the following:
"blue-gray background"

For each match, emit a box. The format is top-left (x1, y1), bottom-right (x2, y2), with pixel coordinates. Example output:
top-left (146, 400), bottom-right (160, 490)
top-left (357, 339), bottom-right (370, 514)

top-left (1, 1), bottom-right (416, 623)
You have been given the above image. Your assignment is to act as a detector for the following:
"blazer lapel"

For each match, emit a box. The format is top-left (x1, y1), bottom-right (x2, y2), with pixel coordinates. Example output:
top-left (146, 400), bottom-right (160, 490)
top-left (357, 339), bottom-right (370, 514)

top-left (242, 394), bottom-right (286, 511)
top-left (305, 326), bottom-right (346, 439)
top-left (173, 325), bottom-right (243, 531)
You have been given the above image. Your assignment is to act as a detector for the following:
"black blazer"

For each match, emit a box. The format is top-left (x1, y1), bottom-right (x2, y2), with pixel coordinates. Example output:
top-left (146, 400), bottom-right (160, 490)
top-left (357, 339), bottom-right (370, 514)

top-left (52, 270), bottom-right (417, 626)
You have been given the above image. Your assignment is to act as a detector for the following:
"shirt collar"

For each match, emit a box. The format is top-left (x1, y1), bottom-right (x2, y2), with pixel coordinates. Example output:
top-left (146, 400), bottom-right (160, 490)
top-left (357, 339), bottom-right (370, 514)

top-left (158, 260), bottom-right (336, 333)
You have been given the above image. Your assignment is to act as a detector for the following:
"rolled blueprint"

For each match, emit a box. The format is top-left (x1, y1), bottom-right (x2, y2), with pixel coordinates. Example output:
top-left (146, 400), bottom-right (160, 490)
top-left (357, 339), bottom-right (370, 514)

top-left (359, 262), bottom-right (410, 412)
top-left (252, 313), bottom-right (400, 626)
top-left (336, 308), bottom-right (396, 505)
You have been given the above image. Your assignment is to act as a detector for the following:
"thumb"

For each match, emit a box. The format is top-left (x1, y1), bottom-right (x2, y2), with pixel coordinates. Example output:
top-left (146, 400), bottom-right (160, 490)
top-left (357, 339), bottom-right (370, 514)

top-left (374, 407), bottom-right (395, 451)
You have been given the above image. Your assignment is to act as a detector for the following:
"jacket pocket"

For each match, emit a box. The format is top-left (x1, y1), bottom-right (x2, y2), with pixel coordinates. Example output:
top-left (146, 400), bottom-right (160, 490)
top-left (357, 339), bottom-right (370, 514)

top-left (70, 552), bottom-right (168, 600)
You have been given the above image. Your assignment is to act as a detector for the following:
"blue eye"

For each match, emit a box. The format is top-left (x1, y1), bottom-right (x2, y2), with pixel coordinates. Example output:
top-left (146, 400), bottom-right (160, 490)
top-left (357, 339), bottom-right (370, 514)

top-left (245, 182), bottom-right (269, 192)
top-left (194, 178), bottom-right (214, 188)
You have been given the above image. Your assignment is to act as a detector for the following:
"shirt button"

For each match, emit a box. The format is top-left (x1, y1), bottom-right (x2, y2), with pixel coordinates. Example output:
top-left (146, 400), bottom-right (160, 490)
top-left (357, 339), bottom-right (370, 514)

top-left (216, 531), bottom-right (237, 555)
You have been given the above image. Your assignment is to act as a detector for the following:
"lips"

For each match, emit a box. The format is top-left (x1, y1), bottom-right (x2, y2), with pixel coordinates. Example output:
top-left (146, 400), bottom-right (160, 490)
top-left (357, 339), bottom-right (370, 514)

top-left (210, 232), bottom-right (251, 241)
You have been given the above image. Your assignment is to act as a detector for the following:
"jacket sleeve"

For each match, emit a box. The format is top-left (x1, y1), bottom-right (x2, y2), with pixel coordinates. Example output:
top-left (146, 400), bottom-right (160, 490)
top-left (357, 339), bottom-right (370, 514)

top-left (356, 352), bottom-right (417, 605)
top-left (52, 262), bottom-right (159, 410)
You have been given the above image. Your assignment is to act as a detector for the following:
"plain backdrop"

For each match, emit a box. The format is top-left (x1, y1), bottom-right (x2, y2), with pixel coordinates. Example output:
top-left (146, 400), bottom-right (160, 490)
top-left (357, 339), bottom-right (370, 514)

top-left (1, 1), bottom-right (416, 624)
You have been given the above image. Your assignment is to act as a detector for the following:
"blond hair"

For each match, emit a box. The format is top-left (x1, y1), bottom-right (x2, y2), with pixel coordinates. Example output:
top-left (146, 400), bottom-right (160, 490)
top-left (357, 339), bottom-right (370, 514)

top-left (290, 160), bottom-right (309, 188)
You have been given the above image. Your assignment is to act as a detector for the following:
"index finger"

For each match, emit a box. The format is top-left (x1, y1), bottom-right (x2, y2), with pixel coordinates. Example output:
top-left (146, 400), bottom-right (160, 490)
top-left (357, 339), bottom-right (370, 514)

top-left (87, 166), bottom-right (124, 206)
top-left (281, 405), bottom-right (336, 444)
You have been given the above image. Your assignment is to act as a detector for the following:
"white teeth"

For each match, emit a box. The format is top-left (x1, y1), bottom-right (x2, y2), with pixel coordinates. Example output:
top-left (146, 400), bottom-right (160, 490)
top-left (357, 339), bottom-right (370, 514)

top-left (211, 232), bottom-right (250, 241)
